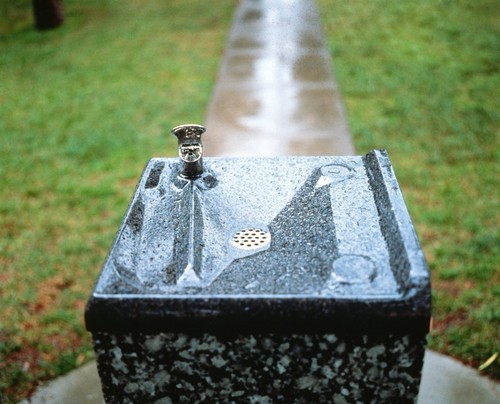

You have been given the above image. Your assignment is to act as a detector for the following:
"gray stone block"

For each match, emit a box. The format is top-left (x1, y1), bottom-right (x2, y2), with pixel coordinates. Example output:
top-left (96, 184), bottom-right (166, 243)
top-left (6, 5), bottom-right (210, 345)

top-left (86, 150), bottom-right (431, 403)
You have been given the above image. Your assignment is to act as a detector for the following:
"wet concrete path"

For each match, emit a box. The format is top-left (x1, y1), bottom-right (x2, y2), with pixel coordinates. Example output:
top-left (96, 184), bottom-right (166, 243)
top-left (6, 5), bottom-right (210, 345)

top-left (204, 0), bottom-right (354, 156)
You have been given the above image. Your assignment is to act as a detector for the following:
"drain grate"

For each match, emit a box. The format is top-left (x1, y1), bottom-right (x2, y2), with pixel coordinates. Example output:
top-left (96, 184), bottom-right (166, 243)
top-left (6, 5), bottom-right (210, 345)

top-left (231, 228), bottom-right (271, 250)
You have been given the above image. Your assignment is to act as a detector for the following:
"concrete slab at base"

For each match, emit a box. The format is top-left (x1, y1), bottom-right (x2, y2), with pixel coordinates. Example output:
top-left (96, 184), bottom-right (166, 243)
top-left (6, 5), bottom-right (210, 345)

top-left (419, 350), bottom-right (499, 404)
top-left (21, 362), bottom-right (104, 404)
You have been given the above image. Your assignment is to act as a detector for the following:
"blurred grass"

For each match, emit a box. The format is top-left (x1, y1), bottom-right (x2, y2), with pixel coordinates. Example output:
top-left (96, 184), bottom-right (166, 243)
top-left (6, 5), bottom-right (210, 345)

top-left (319, 0), bottom-right (499, 378)
top-left (0, 0), bottom-right (235, 400)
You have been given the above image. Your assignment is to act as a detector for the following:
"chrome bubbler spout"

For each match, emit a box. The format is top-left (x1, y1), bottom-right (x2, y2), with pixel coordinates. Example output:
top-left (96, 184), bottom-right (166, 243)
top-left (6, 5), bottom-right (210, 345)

top-left (171, 124), bottom-right (206, 179)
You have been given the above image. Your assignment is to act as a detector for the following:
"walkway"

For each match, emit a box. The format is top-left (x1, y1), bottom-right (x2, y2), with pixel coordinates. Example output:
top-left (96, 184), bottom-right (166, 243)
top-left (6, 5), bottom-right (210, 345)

top-left (204, 0), bottom-right (354, 156)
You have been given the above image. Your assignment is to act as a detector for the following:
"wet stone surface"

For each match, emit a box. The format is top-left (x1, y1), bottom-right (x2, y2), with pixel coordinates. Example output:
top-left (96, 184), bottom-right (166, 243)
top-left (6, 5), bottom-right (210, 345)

top-left (86, 150), bottom-right (430, 402)
top-left (87, 151), bottom-right (428, 298)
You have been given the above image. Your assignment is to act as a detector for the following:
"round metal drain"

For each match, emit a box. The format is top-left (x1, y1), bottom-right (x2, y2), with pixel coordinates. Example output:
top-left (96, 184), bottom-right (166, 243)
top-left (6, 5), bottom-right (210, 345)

top-left (231, 228), bottom-right (271, 250)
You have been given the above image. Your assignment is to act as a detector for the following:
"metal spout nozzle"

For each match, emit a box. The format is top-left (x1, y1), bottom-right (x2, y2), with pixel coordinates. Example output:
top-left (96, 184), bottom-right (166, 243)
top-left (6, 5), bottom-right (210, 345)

top-left (171, 124), bottom-right (206, 179)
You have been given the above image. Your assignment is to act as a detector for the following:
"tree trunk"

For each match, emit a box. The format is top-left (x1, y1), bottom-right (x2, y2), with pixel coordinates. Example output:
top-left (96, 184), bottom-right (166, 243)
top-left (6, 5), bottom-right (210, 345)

top-left (32, 0), bottom-right (64, 30)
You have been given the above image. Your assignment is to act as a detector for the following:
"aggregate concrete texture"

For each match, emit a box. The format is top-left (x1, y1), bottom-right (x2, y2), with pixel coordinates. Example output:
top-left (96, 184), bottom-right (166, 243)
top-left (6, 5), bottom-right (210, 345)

top-left (204, 0), bottom-right (354, 157)
top-left (25, 351), bottom-right (500, 403)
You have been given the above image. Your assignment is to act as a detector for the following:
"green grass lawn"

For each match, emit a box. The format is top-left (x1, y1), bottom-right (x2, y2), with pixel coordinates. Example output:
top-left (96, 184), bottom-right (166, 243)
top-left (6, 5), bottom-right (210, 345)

top-left (0, 0), bottom-right (498, 401)
top-left (0, 0), bottom-right (235, 400)
top-left (319, 0), bottom-right (499, 378)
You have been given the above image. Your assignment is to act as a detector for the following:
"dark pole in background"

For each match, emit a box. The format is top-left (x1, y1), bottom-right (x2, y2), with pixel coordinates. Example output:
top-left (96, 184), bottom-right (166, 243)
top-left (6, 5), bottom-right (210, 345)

top-left (32, 0), bottom-right (64, 30)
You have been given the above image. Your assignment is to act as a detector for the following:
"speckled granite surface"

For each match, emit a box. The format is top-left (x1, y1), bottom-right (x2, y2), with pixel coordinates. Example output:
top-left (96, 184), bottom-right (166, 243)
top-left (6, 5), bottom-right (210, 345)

top-left (86, 151), bottom-right (430, 402)
top-left (93, 331), bottom-right (426, 403)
